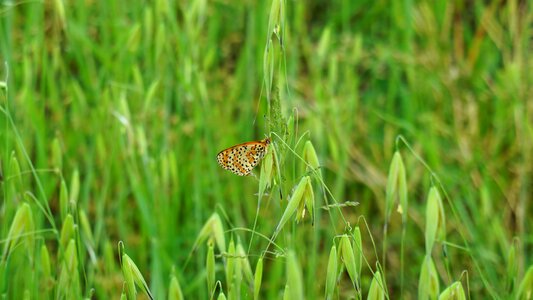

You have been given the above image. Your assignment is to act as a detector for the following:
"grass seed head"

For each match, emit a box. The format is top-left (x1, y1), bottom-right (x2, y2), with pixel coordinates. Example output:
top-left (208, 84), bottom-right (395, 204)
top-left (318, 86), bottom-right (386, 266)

top-left (516, 266), bottom-right (533, 299)
top-left (225, 239), bottom-right (236, 291)
top-left (59, 179), bottom-right (69, 220)
top-left (425, 187), bottom-right (445, 255)
top-left (122, 254), bottom-right (154, 300)
top-left (438, 281), bottom-right (466, 300)
top-left (353, 227), bottom-right (362, 276)
top-left (277, 176), bottom-right (307, 232)
top-left (303, 140), bottom-right (320, 172)
top-left (254, 257), bottom-right (263, 300)
top-left (168, 275), bottom-right (184, 300)
top-left (259, 145), bottom-right (275, 197)
top-left (286, 250), bottom-right (304, 300)
top-left (206, 242), bottom-right (215, 295)
top-left (58, 240), bottom-right (81, 298)
top-left (193, 213), bottom-right (226, 254)
top-left (367, 271), bottom-right (385, 300)
top-left (217, 292), bottom-right (227, 300)
top-left (60, 214), bottom-right (75, 252)
top-left (2, 203), bottom-right (35, 262)
top-left (385, 151), bottom-right (408, 224)
top-left (40, 244), bottom-right (51, 278)
top-left (121, 254), bottom-right (136, 300)
top-left (340, 235), bottom-right (358, 287)
top-left (325, 244), bottom-right (338, 300)
top-left (418, 255), bottom-right (440, 300)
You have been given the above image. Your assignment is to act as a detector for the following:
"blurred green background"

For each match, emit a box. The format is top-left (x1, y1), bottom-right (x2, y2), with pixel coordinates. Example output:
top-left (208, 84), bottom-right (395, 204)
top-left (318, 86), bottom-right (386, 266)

top-left (0, 0), bottom-right (531, 299)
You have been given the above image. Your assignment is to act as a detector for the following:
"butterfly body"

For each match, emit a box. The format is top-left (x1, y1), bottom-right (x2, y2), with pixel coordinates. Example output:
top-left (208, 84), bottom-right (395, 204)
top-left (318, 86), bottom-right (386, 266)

top-left (216, 138), bottom-right (271, 176)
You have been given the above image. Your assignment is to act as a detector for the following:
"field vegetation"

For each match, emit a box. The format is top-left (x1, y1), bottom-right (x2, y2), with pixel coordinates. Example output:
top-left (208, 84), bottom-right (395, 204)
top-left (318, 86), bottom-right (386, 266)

top-left (1, 0), bottom-right (532, 299)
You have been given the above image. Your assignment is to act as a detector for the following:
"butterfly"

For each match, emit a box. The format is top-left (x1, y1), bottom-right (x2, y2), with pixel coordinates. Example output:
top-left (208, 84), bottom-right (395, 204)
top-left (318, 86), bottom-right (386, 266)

top-left (216, 138), bottom-right (271, 176)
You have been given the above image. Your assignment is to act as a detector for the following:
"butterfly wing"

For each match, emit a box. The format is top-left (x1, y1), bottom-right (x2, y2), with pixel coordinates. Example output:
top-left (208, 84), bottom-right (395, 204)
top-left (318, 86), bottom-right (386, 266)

top-left (216, 139), bottom-right (269, 176)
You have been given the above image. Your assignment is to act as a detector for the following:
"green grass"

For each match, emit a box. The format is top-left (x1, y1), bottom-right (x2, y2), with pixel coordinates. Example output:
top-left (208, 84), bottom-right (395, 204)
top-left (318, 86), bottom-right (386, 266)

top-left (1, 0), bottom-right (532, 299)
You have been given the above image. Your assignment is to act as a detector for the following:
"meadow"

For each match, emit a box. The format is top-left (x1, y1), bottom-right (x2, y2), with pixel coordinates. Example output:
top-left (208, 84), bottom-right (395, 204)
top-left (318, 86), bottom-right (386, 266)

top-left (0, 0), bottom-right (532, 299)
